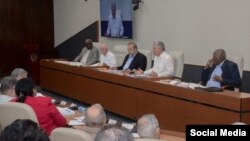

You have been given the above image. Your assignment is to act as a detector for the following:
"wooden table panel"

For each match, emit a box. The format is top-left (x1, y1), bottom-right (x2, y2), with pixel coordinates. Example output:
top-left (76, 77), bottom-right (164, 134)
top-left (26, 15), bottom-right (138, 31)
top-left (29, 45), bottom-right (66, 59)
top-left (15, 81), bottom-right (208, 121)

top-left (137, 91), bottom-right (240, 132)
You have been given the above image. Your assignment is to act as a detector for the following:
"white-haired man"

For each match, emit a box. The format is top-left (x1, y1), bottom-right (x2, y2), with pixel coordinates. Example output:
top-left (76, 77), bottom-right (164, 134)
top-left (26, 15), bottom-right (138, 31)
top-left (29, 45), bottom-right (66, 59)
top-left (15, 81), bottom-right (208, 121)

top-left (10, 68), bottom-right (28, 80)
top-left (82, 103), bottom-right (107, 140)
top-left (137, 114), bottom-right (160, 139)
top-left (135, 41), bottom-right (174, 77)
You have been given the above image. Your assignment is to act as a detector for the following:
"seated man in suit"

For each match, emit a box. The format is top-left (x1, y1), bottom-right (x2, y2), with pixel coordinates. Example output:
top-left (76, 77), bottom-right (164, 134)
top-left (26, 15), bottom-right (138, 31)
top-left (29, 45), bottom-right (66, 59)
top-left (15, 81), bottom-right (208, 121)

top-left (82, 103), bottom-right (107, 140)
top-left (117, 42), bottom-right (147, 73)
top-left (201, 49), bottom-right (241, 90)
top-left (74, 38), bottom-right (99, 65)
top-left (135, 41), bottom-right (174, 77)
top-left (0, 76), bottom-right (17, 103)
top-left (137, 114), bottom-right (160, 139)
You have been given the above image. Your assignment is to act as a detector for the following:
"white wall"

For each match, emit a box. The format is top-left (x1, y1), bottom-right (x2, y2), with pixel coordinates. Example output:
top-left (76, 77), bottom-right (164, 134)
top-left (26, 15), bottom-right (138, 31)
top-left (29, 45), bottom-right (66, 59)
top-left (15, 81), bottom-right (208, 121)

top-left (54, 0), bottom-right (99, 46)
top-left (54, 0), bottom-right (250, 70)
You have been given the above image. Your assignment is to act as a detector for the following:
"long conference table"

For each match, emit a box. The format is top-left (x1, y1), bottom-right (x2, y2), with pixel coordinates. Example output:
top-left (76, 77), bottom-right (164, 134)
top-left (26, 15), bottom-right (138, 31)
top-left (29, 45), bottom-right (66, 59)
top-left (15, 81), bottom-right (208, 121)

top-left (40, 59), bottom-right (250, 132)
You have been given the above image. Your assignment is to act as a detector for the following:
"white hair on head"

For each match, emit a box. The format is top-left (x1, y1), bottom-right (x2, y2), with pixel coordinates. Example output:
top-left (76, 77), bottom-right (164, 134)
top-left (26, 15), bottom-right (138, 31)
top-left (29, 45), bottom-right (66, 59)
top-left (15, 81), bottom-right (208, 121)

top-left (137, 114), bottom-right (159, 139)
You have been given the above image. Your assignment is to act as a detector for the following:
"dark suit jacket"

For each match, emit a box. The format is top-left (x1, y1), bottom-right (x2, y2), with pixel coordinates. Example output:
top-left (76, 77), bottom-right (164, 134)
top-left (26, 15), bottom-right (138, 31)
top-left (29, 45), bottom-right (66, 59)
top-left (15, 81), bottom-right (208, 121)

top-left (117, 52), bottom-right (147, 71)
top-left (201, 59), bottom-right (241, 89)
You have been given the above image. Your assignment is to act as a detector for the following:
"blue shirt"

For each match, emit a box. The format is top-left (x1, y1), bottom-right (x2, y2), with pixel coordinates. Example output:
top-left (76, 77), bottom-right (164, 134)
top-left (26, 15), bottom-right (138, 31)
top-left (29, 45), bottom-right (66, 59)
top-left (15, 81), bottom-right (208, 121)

top-left (206, 61), bottom-right (224, 88)
top-left (123, 55), bottom-right (134, 70)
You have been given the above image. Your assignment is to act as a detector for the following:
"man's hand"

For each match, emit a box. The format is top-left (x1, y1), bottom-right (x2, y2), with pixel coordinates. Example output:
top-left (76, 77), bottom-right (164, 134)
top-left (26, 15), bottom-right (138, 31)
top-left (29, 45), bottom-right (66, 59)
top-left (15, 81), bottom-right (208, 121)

top-left (134, 68), bottom-right (143, 75)
top-left (213, 75), bottom-right (223, 82)
top-left (149, 71), bottom-right (158, 77)
top-left (123, 69), bottom-right (131, 75)
top-left (204, 59), bottom-right (214, 69)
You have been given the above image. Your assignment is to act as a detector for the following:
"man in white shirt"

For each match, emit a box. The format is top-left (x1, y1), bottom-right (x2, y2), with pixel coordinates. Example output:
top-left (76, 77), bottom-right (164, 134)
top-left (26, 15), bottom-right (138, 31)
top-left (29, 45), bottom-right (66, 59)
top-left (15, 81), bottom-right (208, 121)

top-left (93, 44), bottom-right (117, 68)
top-left (105, 2), bottom-right (124, 38)
top-left (135, 41), bottom-right (174, 77)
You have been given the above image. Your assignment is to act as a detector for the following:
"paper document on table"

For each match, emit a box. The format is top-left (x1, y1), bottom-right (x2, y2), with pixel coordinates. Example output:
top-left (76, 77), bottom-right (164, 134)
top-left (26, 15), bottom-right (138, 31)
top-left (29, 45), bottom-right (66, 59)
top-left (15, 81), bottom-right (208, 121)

top-left (132, 133), bottom-right (140, 138)
top-left (57, 107), bottom-right (75, 116)
top-left (68, 120), bottom-right (85, 126)
top-left (188, 83), bottom-right (206, 89)
top-left (122, 123), bottom-right (135, 130)
top-left (74, 116), bottom-right (85, 122)
top-left (54, 60), bottom-right (82, 67)
top-left (108, 119), bottom-right (117, 124)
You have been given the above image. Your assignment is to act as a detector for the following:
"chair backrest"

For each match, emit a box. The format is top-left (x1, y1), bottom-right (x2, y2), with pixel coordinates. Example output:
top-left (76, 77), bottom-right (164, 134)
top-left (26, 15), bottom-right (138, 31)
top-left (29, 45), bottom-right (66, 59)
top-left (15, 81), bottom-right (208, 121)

top-left (136, 139), bottom-right (162, 141)
top-left (228, 56), bottom-right (244, 78)
top-left (0, 102), bottom-right (38, 130)
top-left (168, 51), bottom-right (184, 78)
top-left (113, 45), bottom-right (152, 69)
top-left (113, 44), bottom-right (127, 66)
top-left (50, 127), bottom-right (92, 141)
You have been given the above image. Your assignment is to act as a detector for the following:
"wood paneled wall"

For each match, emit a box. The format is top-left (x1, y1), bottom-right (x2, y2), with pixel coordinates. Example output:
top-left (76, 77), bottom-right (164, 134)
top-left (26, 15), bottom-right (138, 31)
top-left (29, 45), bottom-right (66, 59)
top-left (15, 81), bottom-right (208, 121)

top-left (0, 0), bottom-right (54, 76)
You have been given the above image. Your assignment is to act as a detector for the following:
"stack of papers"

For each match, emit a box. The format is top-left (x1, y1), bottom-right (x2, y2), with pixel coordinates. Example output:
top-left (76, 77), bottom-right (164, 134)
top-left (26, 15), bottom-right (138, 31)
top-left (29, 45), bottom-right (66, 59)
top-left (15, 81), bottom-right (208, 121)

top-left (68, 116), bottom-right (85, 126)
top-left (108, 119), bottom-right (117, 124)
top-left (54, 60), bottom-right (82, 67)
top-left (57, 107), bottom-right (75, 116)
top-left (122, 123), bottom-right (135, 131)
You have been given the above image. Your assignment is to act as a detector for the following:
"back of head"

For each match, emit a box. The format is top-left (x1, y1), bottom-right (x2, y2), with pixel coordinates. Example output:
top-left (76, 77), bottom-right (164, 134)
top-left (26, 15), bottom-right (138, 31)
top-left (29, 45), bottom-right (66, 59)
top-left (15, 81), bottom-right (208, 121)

top-left (95, 125), bottom-right (134, 141)
top-left (0, 119), bottom-right (50, 141)
top-left (0, 76), bottom-right (17, 95)
top-left (137, 114), bottom-right (160, 139)
top-left (84, 104), bottom-right (106, 127)
top-left (15, 78), bottom-right (36, 103)
top-left (10, 68), bottom-right (28, 80)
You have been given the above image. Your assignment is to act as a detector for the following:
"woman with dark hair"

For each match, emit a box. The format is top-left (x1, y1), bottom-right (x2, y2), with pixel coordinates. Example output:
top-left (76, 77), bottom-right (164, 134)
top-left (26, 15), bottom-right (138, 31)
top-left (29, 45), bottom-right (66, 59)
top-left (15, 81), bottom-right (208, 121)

top-left (0, 119), bottom-right (50, 141)
top-left (11, 78), bottom-right (67, 135)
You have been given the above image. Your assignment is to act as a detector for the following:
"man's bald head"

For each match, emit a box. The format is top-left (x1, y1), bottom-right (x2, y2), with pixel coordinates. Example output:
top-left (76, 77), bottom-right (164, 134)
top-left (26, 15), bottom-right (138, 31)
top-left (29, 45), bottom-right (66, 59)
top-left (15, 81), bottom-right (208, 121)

top-left (100, 44), bottom-right (109, 55)
top-left (84, 104), bottom-right (106, 127)
top-left (213, 49), bottom-right (226, 65)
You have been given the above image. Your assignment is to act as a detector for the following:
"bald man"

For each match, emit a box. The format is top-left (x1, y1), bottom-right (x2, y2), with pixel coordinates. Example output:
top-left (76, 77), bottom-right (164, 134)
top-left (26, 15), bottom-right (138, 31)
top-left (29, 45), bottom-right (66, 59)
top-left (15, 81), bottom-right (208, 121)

top-left (137, 114), bottom-right (160, 139)
top-left (74, 39), bottom-right (99, 65)
top-left (201, 49), bottom-right (241, 90)
top-left (99, 44), bottom-right (117, 67)
top-left (81, 104), bottom-right (107, 140)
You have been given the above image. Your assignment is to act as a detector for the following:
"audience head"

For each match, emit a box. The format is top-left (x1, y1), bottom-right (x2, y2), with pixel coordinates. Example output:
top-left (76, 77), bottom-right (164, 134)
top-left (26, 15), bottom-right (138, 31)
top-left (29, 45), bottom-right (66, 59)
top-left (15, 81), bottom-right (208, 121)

top-left (100, 44), bottom-right (109, 56)
top-left (212, 49), bottom-right (226, 65)
top-left (0, 119), bottom-right (50, 141)
top-left (137, 114), bottom-right (160, 139)
top-left (10, 68), bottom-right (28, 80)
top-left (84, 104), bottom-right (106, 128)
top-left (111, 2), bottom-right (117, 18)
top-left (95, 125), bottom-right (134, 141)
top-left (0, 76), bottom-right (17, 97)
top-left (153, 41), bottom-right (165, 56)
top-left (15, 78), bottom-right (36, 103)
top-left (127, 42), bottom-right (138, 56)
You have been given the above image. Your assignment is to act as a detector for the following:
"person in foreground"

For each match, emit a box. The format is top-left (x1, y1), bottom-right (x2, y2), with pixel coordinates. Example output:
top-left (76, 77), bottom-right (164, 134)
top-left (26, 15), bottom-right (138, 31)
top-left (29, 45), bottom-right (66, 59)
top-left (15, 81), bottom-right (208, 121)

top-left (0, 119), bottom-right (50, 141)
top-left (11, 78), bottom-right (67, 135)
top-left (10, 68), bottom-right (28, 80)
top-left (81, 103), bottom-right (107, 139)
top-left (95, 124), bottom-right (134, 141)
top-left (135, 41), bottom-right (174, 77)
top-left (74, 38), bottom-right (100, 65)
top-left (117, 42), bottom-right (147, 74)
top-left (201, 49), bottom-right (241, 90)
top-left (0, 76), bottom-right (17, 103)
top-left (137, 114), bottom-right (160, 139)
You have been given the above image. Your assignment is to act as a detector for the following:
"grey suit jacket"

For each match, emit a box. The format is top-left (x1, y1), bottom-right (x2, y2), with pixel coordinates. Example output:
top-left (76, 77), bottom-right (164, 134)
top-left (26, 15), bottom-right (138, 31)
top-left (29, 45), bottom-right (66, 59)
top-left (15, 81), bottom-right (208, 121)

top-left (74, 46), bottom-right (100, 65)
